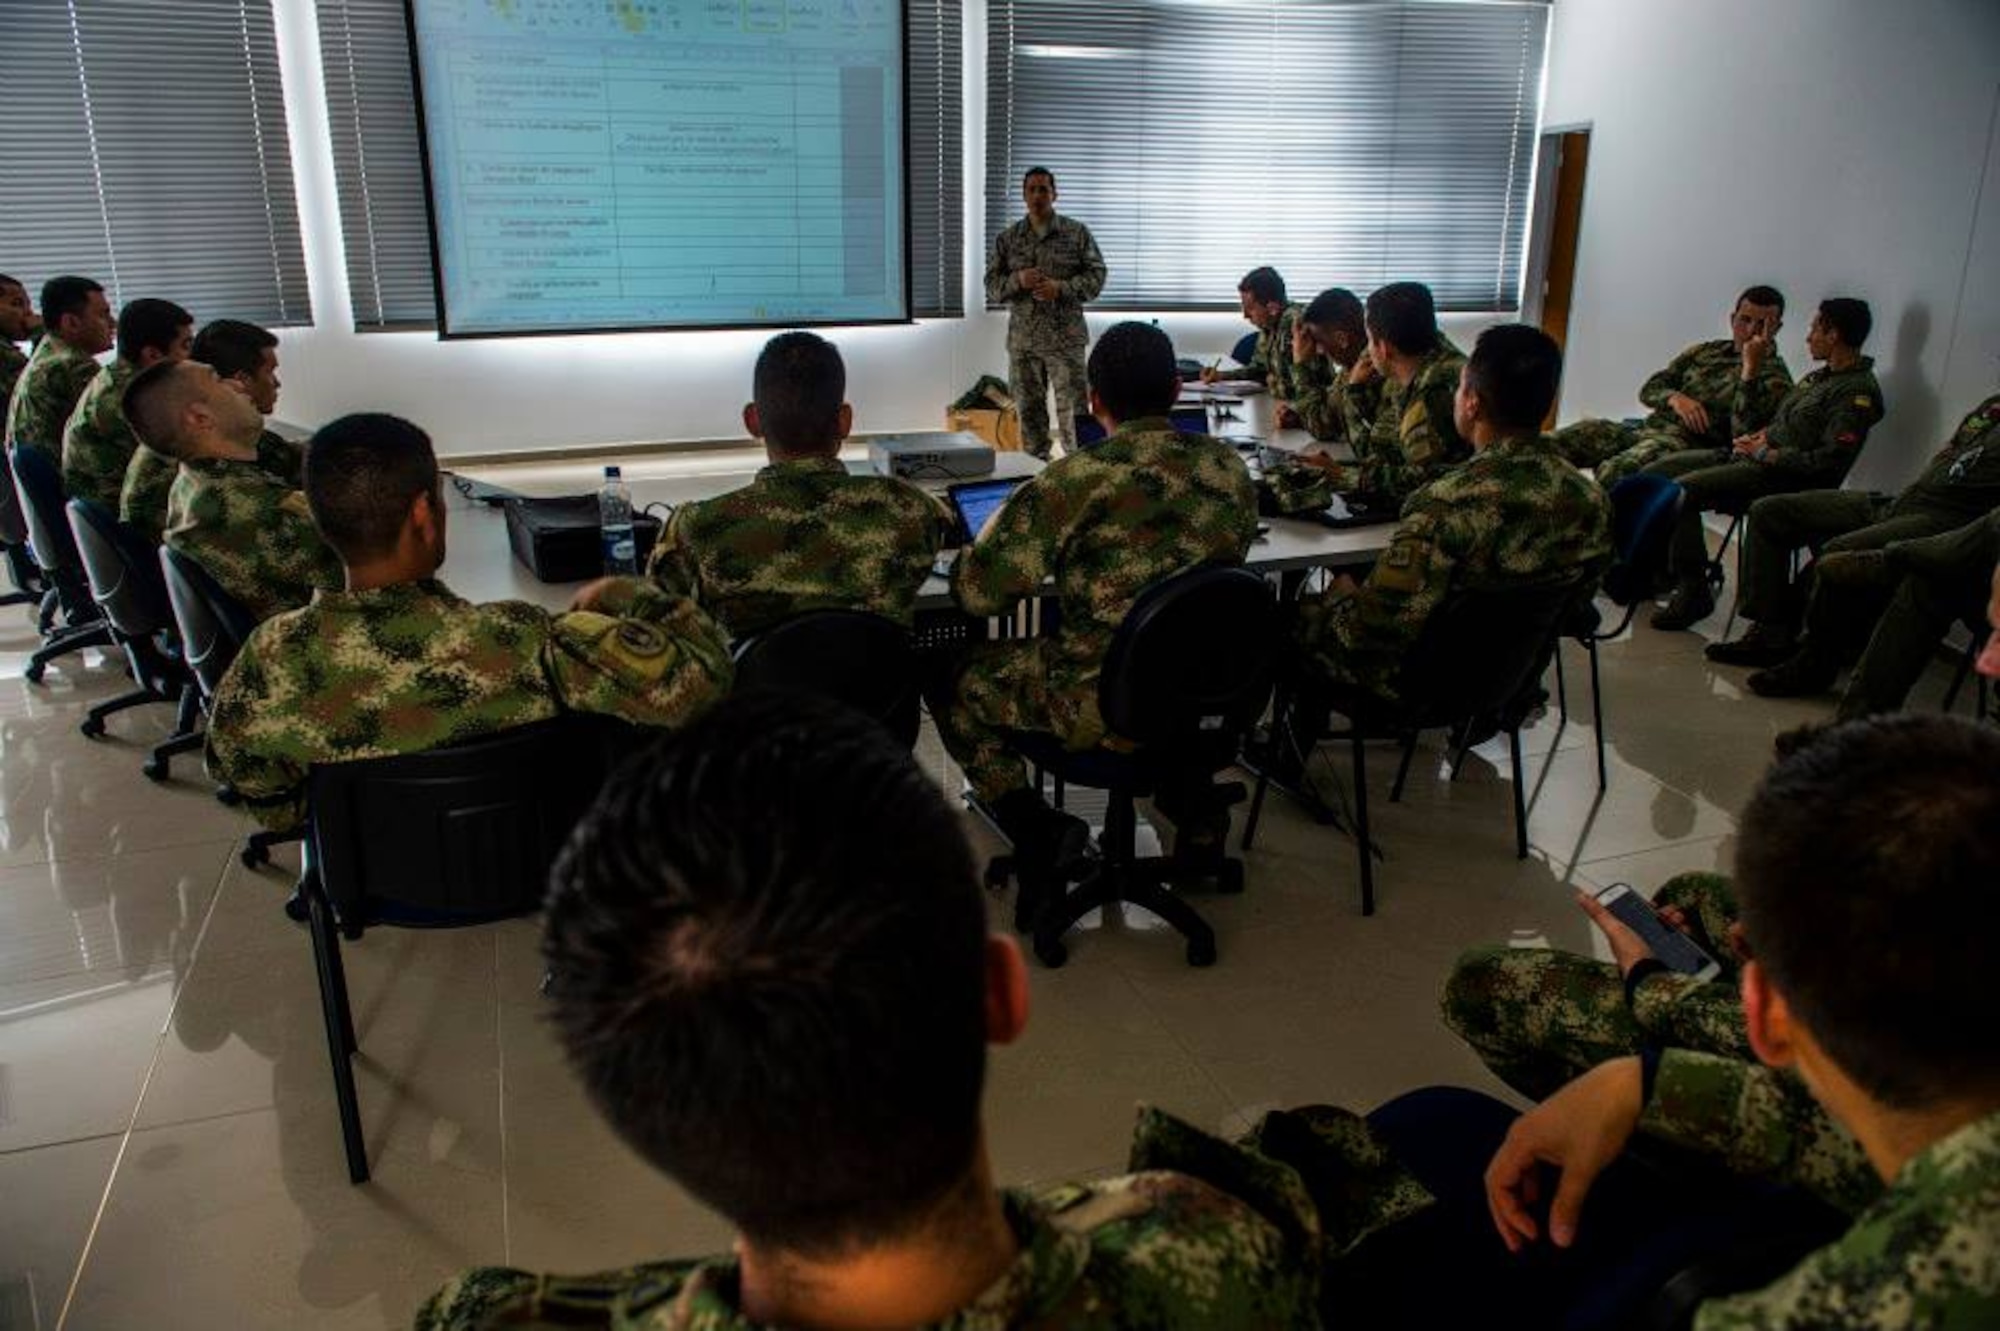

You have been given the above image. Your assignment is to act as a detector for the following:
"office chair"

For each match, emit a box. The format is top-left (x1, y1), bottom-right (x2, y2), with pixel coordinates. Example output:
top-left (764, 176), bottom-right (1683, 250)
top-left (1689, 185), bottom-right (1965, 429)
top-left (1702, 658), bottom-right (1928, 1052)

top-left (998, 565), bottom-right (1279, 968)
top-left (67, 498), bottom-right (202, 773)
top-left (292, 717), bottom-right (615, 1183)
top-left (7, 442), bottom-right (113, 681)
top-left (1230, 331), bottom-right (1260, 368)
top-left (0, 480), bottom-right (45, 610)
top-left (732, 609), bottom-right (922, 749)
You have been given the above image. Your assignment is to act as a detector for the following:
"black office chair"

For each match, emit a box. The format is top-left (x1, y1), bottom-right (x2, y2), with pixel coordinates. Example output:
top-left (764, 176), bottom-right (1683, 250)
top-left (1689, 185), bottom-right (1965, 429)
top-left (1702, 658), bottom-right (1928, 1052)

top-left (1243, 576), bottom-right (1589, 915)
top-left (292, 717), bottom-right (615, 1183)
top-left (1000, 565), bottom-right (1278, 969)
top-left (8, 441), bottom-right (112, 681)
top-left (1941, 615), bottom-right (1994, 721)
top-left (67, 498), bottom-right (202, 772)
top-left (731, 609), bottom-right (922, 749)
top-left (0, 480), bottom-right (45, 611)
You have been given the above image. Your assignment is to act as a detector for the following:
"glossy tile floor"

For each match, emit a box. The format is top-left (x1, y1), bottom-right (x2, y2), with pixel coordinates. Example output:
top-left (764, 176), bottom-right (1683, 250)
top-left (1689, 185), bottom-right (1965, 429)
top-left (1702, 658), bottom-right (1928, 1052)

top-left (0, 565), bottom-right (1971, 1329)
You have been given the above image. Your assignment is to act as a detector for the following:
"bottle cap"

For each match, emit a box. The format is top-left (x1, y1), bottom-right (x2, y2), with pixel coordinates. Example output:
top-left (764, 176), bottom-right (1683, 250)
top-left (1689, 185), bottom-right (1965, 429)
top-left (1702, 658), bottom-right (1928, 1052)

top-left (605, 464), bottom-right (622, 478)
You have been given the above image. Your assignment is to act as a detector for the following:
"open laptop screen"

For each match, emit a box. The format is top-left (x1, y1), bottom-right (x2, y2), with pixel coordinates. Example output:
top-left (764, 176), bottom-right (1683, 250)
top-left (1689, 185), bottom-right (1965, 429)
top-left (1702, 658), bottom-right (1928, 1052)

top-left (946, 477), bottom-right (1029, 543)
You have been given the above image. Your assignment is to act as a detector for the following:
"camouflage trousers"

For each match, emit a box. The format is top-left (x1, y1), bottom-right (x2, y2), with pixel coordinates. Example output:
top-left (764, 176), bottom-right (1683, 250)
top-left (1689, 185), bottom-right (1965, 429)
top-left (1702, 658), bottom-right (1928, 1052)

top-left (1553, 420), bottom-right (1702, 481)
top-left (1011, 345), bottom-right (1087, 461)
top-left (1441, 872), bottom-right (1750, 1102)
top-left (937, 639), bottom-right (1102, 803)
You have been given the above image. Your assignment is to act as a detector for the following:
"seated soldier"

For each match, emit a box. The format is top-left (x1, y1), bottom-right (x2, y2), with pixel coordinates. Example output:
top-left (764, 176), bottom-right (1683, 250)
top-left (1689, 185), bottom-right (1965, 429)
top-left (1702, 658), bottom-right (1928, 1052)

top-left (939, 320), bottom-right (1257, 880)
top-left (0, 273), bottom-right (43, 423)
top-left (1202, 267), bottom-right (1304, 411)
top-left (1649, 297), bottom-right (1886, 630)
top-left (646, 330), bottom-right (952, 641)
top-left (1705, 387), bottom-right (2000, 669)
top-left (61, 297), bottom-right (192, 508)
top-left (6, 275), bottom-right (113, 449)
top-left (122, 319), bottom-right (297, 543)
top-left (122, 358), bottom-right (343, 621)
top-left (1556, 286), bottom-right (1791, 482)
top-left (415, 693), bottom-right (1430, 1331)
top-left (1286, 285), bottom-right (1382, 446)
top-left (1293, 324), bottom-right (1611, 705)
top-left (205, 413), bottom-right (731, 833)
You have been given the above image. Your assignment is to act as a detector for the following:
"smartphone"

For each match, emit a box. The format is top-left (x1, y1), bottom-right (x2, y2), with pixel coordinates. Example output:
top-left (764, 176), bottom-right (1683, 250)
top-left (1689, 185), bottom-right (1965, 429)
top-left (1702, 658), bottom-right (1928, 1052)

top-left (1594, 883), bottom-right (1721, 980)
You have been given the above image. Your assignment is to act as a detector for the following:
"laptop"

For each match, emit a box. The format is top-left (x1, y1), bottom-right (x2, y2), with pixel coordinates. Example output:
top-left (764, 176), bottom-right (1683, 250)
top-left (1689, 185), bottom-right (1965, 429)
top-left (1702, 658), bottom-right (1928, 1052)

top-left (944, 476), bottom-right (1029, 544)
top-left (1070, 405), bottom-right (1212, 450)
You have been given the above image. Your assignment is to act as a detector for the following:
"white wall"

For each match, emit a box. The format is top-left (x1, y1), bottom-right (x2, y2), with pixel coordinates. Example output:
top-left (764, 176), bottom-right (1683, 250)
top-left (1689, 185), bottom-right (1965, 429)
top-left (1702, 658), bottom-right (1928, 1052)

top-left (1543, 0), bottom-right (2000, 490)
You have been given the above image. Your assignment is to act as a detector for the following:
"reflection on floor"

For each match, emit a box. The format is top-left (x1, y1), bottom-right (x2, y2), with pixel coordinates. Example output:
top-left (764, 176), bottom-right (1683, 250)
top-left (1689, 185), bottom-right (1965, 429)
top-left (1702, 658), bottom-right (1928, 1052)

top-left (0, 573), bottom-right (1971, 1329)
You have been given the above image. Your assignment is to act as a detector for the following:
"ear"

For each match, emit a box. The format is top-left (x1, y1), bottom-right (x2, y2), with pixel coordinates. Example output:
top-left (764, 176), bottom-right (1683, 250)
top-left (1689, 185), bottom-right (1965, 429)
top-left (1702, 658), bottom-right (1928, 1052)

top-left (983, 935), bottom-right (1030, 1046)
top-left (410, 483), bottom-right (444, 546)
top-left (1088, 385), bottom-right (1114, 435)
top-left (834, 402), bottom-right (853, 442)
top-left (1741, 959), bottom-right (1799, 1071)
top-left (742, 403), bottom-right (762, 440)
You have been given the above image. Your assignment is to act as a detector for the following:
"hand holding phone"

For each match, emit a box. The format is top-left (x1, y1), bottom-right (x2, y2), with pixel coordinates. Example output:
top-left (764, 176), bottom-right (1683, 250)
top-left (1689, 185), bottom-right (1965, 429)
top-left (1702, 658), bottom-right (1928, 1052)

top-left (1584, 884), bottom-right (1721, 980)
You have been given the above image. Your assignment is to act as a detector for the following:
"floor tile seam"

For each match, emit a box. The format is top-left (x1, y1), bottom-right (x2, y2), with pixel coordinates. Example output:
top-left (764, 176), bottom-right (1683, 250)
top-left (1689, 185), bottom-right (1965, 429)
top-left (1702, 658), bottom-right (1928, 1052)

top-left (493, 933), bottom-right (514, 1264)
top-left (0, 835), bottom-right (245, 875)
top-left (0, 1128), bottom-right (128, 1158)
top-left (1098, 953), bottom-right (1258, 1130)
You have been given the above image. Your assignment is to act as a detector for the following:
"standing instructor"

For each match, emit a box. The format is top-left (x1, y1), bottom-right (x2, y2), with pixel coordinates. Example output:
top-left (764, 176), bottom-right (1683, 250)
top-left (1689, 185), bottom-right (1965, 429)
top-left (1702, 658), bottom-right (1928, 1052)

top-left (985, 166), bottom-right (1107, 460)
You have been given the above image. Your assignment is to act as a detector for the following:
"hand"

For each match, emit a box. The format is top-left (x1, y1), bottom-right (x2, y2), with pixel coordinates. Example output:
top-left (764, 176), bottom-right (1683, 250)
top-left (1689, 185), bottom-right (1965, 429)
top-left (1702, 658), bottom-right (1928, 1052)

top-left (1666, 392), bottom-right (1711, 435)
top-left (569, 576), bottom-right (625, 613)
top-left (1329, 572), bottom-right (1361, 596)
top-left (1742, 324), bottom-right (1775, 373)
top-left (1574, 890), bottom-right (1656, 977)
top-left (1485, 1057), bottom-right (1644, 1252)
top-left (1277, 404), bottom-right (1302, 430)
top-left (1032, 277), bottom-right (1062, 302)
top-left (1730, 430), bottom-right (1766, 458)
top-left (1347, 353), bottom-right (1378, 386)
top-left (1016, 266), bottom-right (1044, 291)
top-left (1200, 364), bottom-right (1222, 384)
top-left (1291, 320), bottom-right (1317, 364)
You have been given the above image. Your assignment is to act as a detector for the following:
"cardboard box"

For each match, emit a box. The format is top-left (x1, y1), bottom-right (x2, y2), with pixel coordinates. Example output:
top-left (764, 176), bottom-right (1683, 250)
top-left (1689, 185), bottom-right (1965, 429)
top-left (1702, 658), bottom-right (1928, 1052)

top-left (946, 406), bottom-right (1024, 453)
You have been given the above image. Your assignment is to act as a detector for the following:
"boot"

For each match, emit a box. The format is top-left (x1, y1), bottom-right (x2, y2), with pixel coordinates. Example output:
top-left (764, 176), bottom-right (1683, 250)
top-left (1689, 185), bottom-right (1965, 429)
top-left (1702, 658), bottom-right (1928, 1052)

top-left (991, 789), bottom-right (1093, 885)
top-left (1747, 649), bottom-right (1839, 698)
top-left (1704, 621), bottom-right (1797, 667)
top-left (1650, 577), bottom-right (1716, 631)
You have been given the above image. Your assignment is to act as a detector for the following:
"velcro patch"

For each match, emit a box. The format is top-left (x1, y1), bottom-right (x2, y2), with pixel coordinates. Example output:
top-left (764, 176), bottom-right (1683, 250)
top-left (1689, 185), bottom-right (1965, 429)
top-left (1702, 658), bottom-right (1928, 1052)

top-left (1372, 536), bottom-right (1429, 593)
top-left (1853, 396), bottom-right (1875, 409)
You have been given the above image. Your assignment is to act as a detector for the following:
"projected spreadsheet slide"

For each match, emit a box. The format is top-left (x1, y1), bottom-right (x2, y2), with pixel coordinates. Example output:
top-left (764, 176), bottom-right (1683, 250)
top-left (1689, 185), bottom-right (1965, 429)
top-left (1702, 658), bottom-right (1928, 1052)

top-left (411, 0), bottom-right (907, 335)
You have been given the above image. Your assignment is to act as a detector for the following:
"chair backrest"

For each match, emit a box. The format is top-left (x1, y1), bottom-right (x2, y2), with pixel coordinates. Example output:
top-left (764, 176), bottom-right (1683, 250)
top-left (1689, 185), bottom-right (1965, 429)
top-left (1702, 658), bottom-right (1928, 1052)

top-left (1396, 576), bottom-right (1591, 727)
top-left (1099, 564), bottom-right (1278, 754)
top-left (68, 498), bottom-right (173, 639)
top-left (1603, 475), bottom-right (1685, 607)
top-left (307, 718), bottom-right (612, 926)
top-left (1231, 330), bottom-right (1260, 367)
top-left (161, 544), bottom-right (257, 701)
top-left (732, 610), bottom-right (921, 748)
top-left (8, 441), bottom-right (92, 612)
top-left (0, 468), bottom-right (24, 546)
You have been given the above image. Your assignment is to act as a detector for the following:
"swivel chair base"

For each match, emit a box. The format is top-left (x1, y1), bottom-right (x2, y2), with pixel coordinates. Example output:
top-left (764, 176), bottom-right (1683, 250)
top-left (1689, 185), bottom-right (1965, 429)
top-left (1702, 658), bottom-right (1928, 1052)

top-left (26, 619), bottom-right (114, 683)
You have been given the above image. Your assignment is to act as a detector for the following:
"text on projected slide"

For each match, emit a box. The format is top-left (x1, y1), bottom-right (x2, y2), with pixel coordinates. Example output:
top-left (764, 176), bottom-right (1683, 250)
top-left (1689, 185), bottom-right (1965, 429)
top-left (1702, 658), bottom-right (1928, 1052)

top-left (411, 0), bottom-right (906, 335)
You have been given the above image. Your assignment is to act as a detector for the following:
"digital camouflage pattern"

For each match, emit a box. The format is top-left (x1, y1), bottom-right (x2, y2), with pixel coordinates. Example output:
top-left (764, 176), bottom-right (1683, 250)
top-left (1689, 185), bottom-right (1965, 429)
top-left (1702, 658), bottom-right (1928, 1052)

top-left (1290, 352), bottom-right (1383, 445)
top-left (162, 456), bottom-right (344, 622)
top-left (122, 429), bottom-right (300, 544)
top-left (1310, 341), bottom-right (1470, 504)
top-left (0, 341), bottom-right (26, 423)
top-left (1297, 432), bottom-right (1611, 700)
top-left (985, 213), bottom-right (1107, 459)
top-left (1223, 304), bottom-right (1304, 399)
top-left (1556, 338), bottom-right (1794, 474)
top-left (206, 576), bottom-right (731, 831)
top-left (4, 335), bottom-right (99, 448)
top-left (412, 1104), bottom-right (1434, 1330)
top-left (940, 419), bottom-right (1256, 801)
top-left (1443, 872), bottom-right (1751, 1102)
top-left (59, 358), bottom-right (140, 509)
top-left (647, 456), bottom-right (953, 640)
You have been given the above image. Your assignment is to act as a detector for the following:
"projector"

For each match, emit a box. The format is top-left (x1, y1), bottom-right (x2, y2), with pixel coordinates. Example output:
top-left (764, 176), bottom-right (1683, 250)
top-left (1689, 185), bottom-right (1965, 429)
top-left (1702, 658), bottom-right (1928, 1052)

top-left (867, 432), bottom-right (997, 480)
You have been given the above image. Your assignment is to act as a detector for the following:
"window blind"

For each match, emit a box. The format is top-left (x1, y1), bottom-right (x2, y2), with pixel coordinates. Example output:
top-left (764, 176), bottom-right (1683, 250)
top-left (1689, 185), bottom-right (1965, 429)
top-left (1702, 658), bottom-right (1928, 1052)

top-left (0, 0), bottom-right (312, 327)
top-left (985, 0), bottom-right (1549, 313)
top-left (317, 0), bottom-right (965, 329)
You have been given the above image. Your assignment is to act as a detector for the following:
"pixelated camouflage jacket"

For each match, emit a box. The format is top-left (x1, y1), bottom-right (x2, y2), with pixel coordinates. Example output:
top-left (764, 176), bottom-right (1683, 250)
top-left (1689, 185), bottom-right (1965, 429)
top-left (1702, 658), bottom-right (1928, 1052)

top-left (1636, 339), bottom-right (1794, 447)
top-left (5, 334), bottom-right (99, 449)
top-left (59, 358), bottom-right (141, 509)
top-left (1886, 391), bottom-right (2000, 524)
top-left (1290, 350), bottom-right (1384, 445)
top-left (1317, 339), bottom-right (1471, 503)
top-left (1226, 304), bottom-right (1306, 399)
top-left (1301, 431), bottom-right (1611, 699)
top-left (0, 341), bottom-right (26, 422)
top-left (646, 456), bottom-right (954, 640)
top-left (985, 213), bottom-right (1108, 353)
top-left (1761, 357), bottom-right (1885, 481)
top-left (411, 1104), bottom-right (1434, 1330)
top-left (162, 455), bottom-right (344, 621)
top-left (122, 429), bottom-right (300, 544)
top-left (951, 418), bottom-right (1256, 738)
top-left (205, 576), bottom-right (731, 831)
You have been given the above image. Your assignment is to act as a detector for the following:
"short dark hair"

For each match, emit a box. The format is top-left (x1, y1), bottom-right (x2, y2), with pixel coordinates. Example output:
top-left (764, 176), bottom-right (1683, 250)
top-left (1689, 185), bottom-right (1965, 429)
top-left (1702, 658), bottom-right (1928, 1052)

top-left (1238, 266), bottom-right (1286, 307)
top-left (1365, 281), bottom-right (1440, 356)
top-left (1736, 285), bottom-right (1785, 316)
top-left (752, 331), bottom-right (845, 454)
top-left (41, 275), bottom-right (103, 330)
top-left (303, 413), bottom-right (438, 563)
top-left (1023, 165), bottom-right (1055, 189)
top-left (123, 360), bottom-right (200, 457)
top-left (115, 298), bottom-right (193, 364)
top-left (1818, 297), bottom-right (1872, 350)
top-left (192, 319), bottom-right (277, 381)
top-left (1464, 324), bottom-right (1562, 432)
top-left (542, 692), bottom-right (990, 1255)
top-left (1736, 715), bottom-right (2000, 1109)
top-left (0, 274), bottom-right (22, 295)
top-left (1303, 287), bottom-right (1364, 335)
top-left (1087, 320), bottom-right (1180, 423)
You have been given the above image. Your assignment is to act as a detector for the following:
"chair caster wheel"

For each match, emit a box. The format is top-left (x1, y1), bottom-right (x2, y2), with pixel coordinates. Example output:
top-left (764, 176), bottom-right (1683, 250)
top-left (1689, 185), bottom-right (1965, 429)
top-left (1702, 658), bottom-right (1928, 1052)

top-left (215, 786), bottom-right (242, 806)
top-left (1033, 934), bottom-right (1068, 968)
top-left (283, 893), bottom-right (308, 923)
top-left (1186, 937), bottom-right (1218, 967)
top-left (984, 856), bottom-right (1013, 891)
top-left (241, 845), bottom-right (269, 869)
top-left (142, 758), bottom-right (169, 782)
top-left (24, 662), bottom-right (45, 684)
top-left (80, 716), bottom-right (106, 739)
top-left (1216, 861), bottom-right (1245, 895)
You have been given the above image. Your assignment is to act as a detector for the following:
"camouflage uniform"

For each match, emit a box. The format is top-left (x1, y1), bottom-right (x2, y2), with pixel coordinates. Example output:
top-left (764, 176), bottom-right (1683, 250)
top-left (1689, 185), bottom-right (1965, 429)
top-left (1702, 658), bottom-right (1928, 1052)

top-left (414, 1103), bottom-right (1434, 1330)
top-left (1220, 304), bottom-right (1305, 398)
top-left (1291, 351), bottom-right (1383, 445)
top-left (4, 334), bottom-right (100, 448)
top-left (1442, 872), bottom-right (1751, 1102)
top-left (206, 576), bottom-right (731, 831)
top-left (1558, 339), bottom-right (1793, 479)
top-left (1308, 341), bottom-right (1471, 505)
top-left (0, 341), bottom-right (26, 421)
top-left (940, 419), bottom-right (1256, 802)
top-left (59, 358), bottom-right (141, 509)
top-left (122, 429), bottom-right (302, 543)
top-left (162, 456), bottom-right (344, 622)
top-left (985, 212), bottom-right (1108, 460)
top-left (1297, 431), bottom-right (1612, 701)
top-left (1825, 512), bottom-right (2000, 720)
top-left (646, 456), bottom-right (953, 641)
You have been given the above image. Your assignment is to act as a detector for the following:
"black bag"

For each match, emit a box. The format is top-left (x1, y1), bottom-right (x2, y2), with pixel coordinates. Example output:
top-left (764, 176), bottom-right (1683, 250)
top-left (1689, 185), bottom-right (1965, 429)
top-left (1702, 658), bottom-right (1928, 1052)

top-left (504, 495), bottom-right (663, 583)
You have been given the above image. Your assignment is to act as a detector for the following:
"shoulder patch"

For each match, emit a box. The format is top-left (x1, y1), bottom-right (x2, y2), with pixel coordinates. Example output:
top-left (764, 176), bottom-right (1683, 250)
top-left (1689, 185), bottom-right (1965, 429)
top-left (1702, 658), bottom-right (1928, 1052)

top-left (615, 620), bottom-right (668, 657)
top-left (278, 490), bottom-right (313, 518)
top-left (1853, 395), bottom-right (1875, 409)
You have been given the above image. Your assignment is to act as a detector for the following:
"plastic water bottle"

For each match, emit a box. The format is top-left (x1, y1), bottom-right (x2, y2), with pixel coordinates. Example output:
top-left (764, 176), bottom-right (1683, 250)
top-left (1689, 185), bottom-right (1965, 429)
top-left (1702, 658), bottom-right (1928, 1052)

top-left (599, 465), bottom-right (636, 574)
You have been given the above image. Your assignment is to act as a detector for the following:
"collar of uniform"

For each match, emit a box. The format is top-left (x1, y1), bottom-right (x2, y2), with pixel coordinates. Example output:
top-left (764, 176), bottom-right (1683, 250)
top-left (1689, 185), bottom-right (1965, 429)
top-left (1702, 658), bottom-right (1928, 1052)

top-left (31, 335), bottom-right (93, 368)
top-left (183, 453), bottom-right (270, 477)
top-left (1817, 355), bottom-right (1876, 379)
top-left (1023, 212), bottom-right (1065, 238)
top-left (1884, 1107), bottom-right (2000, 1198)
top-left (1483, 432), bottom-right (1550, 460)
top-left (305, 577), bottom-right (461, 612)
top-left (755, 454), bottom-right (848, 482)
top-left (1106, 415), bottom-right (1176, 440)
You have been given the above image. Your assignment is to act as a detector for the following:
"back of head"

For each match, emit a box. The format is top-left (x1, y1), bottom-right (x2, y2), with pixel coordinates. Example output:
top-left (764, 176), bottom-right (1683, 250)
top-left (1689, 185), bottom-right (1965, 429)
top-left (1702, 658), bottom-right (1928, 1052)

top-left (752, 331), bottom-right (845, 456)
top-left (1465, 324), bottom-right (1562, 432)
top-left (1304, 287), bottom-right (1364, 335)
top-left (1087, 320), bottom-right (1180, 424)
top-left (1238, 266), bottom-right (1286, 308)
top-left (116, 298), bottom-right (193, 365)
top-left (1818, 297), bottom-right (1872, 350)
top-left (1365, 281), bottom-right (1440, 357)
top-left (192, 319), bottom-right (277, 380)
top-left (303, 413), bottom-right (438, 564)
top-left (123, 360), bottom-right (202, 458)
top-left (542, 692), bottom-right (990, 1255)
top-left (40, 275), bottom-right (103, 332)
top-left (1737, 284), bottom-right (1785, 317)
top-left (1736, 715), bottom-right (2000, 1109)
